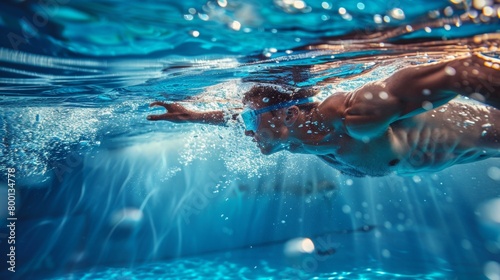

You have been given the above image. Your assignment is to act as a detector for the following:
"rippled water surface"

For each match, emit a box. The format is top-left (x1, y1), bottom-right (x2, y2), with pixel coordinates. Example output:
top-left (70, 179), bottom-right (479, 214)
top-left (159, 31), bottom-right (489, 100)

top-left (1, 0), bottom-right (500, 279)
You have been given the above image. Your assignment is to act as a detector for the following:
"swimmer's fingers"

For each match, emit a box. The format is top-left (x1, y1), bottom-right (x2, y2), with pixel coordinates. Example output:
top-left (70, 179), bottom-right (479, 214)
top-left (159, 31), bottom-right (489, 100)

top-left (147, 101), bottom-right (194, 121)
top-left (149, 101), bottom-right (167, 108)
top-left (146, 112), bottom-right (169, 121)
top-left (147, 101), bottom-right (175, 121)
top-left (149, 101), bottom-right (182, 111)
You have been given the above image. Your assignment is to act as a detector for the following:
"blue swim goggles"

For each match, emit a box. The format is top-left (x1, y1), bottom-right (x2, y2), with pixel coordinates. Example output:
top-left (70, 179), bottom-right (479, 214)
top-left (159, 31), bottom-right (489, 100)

top-left (240, 97), bottom-right (315, 132)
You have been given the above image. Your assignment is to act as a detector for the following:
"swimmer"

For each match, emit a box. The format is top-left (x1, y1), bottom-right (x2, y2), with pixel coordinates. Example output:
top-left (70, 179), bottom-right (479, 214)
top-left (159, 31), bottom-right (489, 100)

top-left (147, 53), bottom-right (500, 177)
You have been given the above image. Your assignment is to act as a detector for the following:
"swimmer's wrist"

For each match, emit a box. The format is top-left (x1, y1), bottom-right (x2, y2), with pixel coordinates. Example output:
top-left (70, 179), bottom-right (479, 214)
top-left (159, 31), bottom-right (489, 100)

top-left (196, 111), bottom-right (226, 125)
top-left (199, 110), bottom-right (241, 126)
top-left (223, 108), bottom-right (241, 123)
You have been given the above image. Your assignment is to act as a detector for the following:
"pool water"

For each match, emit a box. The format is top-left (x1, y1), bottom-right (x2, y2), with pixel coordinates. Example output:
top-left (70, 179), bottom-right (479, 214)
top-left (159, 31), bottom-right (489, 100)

top-left (0, 0), bottom-right (500, 279)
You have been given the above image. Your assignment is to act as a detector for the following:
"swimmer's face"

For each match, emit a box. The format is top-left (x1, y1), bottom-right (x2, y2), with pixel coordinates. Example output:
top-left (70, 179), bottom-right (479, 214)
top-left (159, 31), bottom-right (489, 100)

top-left (243, 100), bottom-right (291, 155)
top-left (244, 110), bottom-right (290, 155)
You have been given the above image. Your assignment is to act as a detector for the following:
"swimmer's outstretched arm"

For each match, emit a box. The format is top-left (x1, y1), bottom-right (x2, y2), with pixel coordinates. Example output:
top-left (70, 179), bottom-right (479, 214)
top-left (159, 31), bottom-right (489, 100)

top-left (343, 53), bottom-right (500, 139)
top-left (146, 101), bottom-right (239, 125)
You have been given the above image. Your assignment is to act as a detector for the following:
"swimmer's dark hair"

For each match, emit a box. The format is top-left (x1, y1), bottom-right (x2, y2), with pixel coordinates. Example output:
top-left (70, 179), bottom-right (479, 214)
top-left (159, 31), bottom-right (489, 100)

top-left (242, 84), bottom-right (319, 112)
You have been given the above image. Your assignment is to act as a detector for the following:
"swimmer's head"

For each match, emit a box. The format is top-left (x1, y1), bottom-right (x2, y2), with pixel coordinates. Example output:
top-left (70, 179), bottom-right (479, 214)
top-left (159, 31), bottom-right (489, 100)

top-left (242, 84), bottom-right (319, 109)
top-left (241, 97), bottom-right (315, 132)
top-left (242, 84), bottom-right (319, 155)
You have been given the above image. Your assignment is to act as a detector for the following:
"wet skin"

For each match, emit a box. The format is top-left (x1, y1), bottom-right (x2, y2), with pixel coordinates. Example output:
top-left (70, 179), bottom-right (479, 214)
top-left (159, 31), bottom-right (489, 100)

top-left (244, 96), bottom-right (499, 176)
top-left (244, 111), bottom-right (294, 155)
top-left (148, 53), bottom-right (500, 176)
top-left (238, 54), bottom-right (500, 176)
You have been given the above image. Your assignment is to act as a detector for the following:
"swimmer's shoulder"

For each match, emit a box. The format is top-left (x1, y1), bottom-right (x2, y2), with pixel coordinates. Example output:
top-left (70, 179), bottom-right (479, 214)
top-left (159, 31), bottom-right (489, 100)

top-left (318, 92), bottom-right (349, 129)
top-left (317, 92), bottom-right (350, 121)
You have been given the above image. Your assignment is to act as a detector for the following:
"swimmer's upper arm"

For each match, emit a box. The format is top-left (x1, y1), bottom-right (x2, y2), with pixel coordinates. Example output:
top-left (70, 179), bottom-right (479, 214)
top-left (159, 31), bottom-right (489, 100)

top-left (343, 82), bottom-right (402, 140)
top-left (344, 60), bottom-right (461, 140)
top-left (383, 60), bottom-right (459, 118)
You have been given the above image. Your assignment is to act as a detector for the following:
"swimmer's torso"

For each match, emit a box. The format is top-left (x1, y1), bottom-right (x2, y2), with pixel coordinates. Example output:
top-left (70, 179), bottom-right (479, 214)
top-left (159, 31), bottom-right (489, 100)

top-left (307, 100), bottom-right (500, 176)
top-left (389, 101), bottom-right (500, 175)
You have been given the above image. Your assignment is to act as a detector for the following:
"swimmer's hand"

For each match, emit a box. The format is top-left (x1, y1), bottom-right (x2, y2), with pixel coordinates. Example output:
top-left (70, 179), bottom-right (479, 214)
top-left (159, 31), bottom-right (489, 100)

top-left (147, 101), bottom-right (227, 125)
top-left (147, 102), bottom-right (198, 122)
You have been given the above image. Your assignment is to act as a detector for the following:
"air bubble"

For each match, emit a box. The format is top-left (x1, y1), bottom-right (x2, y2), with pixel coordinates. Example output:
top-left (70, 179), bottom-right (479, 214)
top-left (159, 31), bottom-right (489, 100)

top-left (230, 21), bottom-right (241, 31)
top-left (445, 66), bottom-right (456, 76)
top-left (293, 1), bottom-right (306, 9)
top-left (217, 0), bottom-right (227, 8)
top-left (190, 30), bottom-right (200, 37)
top-left (198, 13), bottom-right (209, 21)
top-left (473, 0), bottom-right (489, 9)
top-left (262, 97), bottom-right (270, 103)
top-left (382, 249), bottom-right (391, 258)
top-left (378, 91), bottom-right (388, 100)
top-left (412, 175), bottom-right (422, 183)
top-left (422, 101), bottom-right (433, 110)
top-left (463, 120), bottom-right (475, 127)
top-left (487, 167), bottom-right (500, 181)
top-left (461, 239), bottom-right (472, 250)
top-left (483, 6), bottom-right (494, 17)
top-left (484, 261), bottom-right (500, 280)
top-left (444, 6), bottom-right (454, 17)
top-left (390, 8), bottom-right (405, 20)
top-left (284, 238), bottom-right (314, 257)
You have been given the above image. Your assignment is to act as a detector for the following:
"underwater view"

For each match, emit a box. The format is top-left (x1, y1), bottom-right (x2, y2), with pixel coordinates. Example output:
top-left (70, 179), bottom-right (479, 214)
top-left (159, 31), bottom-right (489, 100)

top-left (1, 0), bottom-right (500, 279)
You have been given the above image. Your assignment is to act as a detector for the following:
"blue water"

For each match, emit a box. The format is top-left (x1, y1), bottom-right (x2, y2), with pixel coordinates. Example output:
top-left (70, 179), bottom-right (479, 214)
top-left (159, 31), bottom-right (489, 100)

top-left (1, 0), bottom-right (500, 279)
